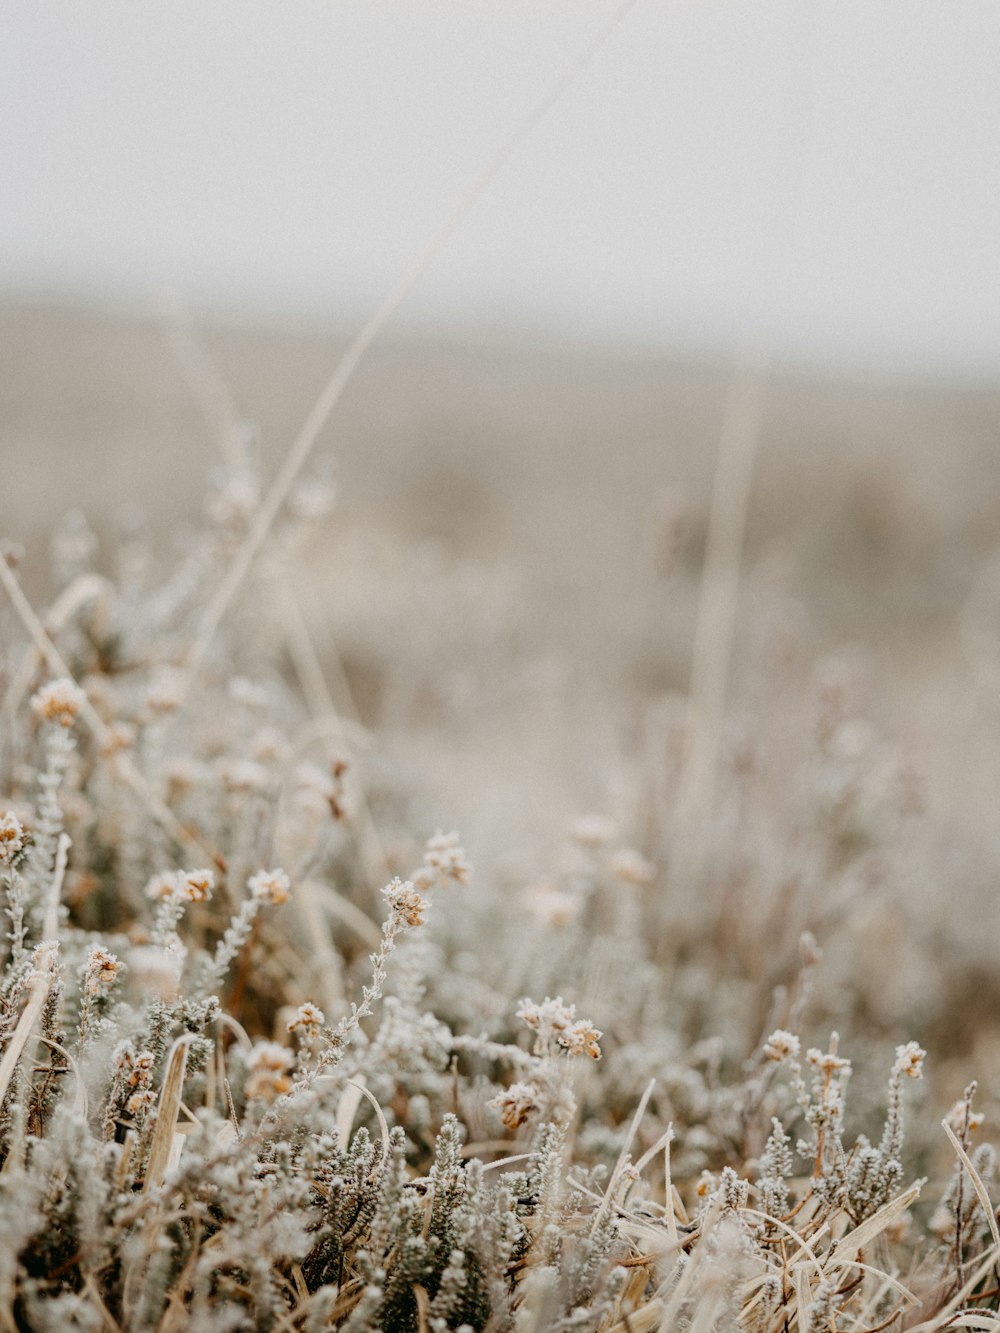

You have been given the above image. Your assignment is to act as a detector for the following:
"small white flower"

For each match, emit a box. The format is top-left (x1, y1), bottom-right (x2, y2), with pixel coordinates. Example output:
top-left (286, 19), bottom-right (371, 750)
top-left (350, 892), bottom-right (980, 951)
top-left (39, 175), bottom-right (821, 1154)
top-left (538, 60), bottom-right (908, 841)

top-left (382, 877), bottom-right (429, 928)
top-left (0, 811), bottom-right (25, 863)
top-left (413, 830), bottom-right (471, 890)
top-left (893, 1041), bottom-right (925, 1080)
top-left (488, 1081), bottom-right (540, 1130)
top-left (248, 868), bottom-right (291, 906)
top-left (557, 1020), bottom-right (603, 1060)
top-left (806, 1039), bottom-right (850, 1074)
top-left (946, 1099), bottom-right (985, 1133)
top-left (31, 678), bottom-right (85, 728)
top-left (763, 1030), bottom-right (800, 1063)
top-left (287, 1002), bottom-right (325, 1037)
top-left (84, 946), bottom-right (122, 996)
top-left (178, 869), bottom-right (215, 903)
top-left (126, 1089), bottom-right (157, 1116)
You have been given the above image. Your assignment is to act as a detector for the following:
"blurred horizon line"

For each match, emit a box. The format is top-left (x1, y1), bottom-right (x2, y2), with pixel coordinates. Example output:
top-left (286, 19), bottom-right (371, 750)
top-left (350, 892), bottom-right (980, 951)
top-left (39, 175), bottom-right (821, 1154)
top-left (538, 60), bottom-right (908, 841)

top-left (5, 288), bottom-right (1000, 394)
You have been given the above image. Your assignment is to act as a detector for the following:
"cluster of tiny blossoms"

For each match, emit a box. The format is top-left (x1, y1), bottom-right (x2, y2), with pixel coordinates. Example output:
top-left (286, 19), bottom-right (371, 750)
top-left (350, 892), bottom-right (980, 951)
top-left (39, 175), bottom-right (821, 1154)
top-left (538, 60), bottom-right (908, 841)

top-left (207, 868), bottom-right (293, 986)
top-left (488, 1081), bottom-right (540, 1131)
top-left (146, 868), bottom-right (216, 904)
top-left (381, 876), bottom-right (430, 929)
top-left (122, 1048), bottom-right (157, 1117)
top-left (287, 1001), bottom-right (325, 1039)
top-left (485, 997), bottom-right (602, 1132)
top-left (893, 1039), bottom-right (925, 1080)
top-left (78, 946), bottom-right (124, 1046)
top-left (146, 868), bottom-right (217, 953)
top-left (516, 995), bottom-right (603, 1060)
top-left (763, 1028), bottom-right (800, 1063)
top-left (806, 1039), bottom-right (852, 1077)
top-left (412, 829), bottom-right (472, 892)
top-left (0, 811), bottom-right (25, 864)
top-left (248, 868), bottom-right (291, 905)
top-left (83, 946), bottom-right (122, 997)
top-left (30, 677), bottom-right (86, 728)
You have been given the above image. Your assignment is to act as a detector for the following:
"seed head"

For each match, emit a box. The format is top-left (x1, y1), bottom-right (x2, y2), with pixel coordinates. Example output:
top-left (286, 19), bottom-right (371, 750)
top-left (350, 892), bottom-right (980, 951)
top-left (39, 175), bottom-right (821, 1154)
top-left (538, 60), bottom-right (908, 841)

top-left (126, 1089), bottom-right (157, 1116)
top-left (287, 1002), bottom-right (325, 1038)
top-left (517, 995), bottom-right (576, 1033)
top-left (125, 1050), bottom-right (156, 1088)
top-left (488, 1081), bottom-right (540, 1130)
top-left (85, 946), bottom-right (122, 996)
top-left (382, 877), bottom-right (429, 929)
top-left (413, 830), bottom-right (471, 890)
top-left (178, 869), bottom-right (215, 903)
top-left (31, 677), bottom-right (85, 728)
top-left (806, 1045), bottom-right (851, 1074)
top-left (893, 1041), bottom-right (926, 1080)
top-left (946, 1099), bottom-right (985, 1133)
top-left (557, 1020), bottom-right (603, 1060)
top-left (763, 1029), bottom-right (800, 1063)
top-left (248, 868), bottom-right (291, 906)
top-left (0, 811), bottom-right (25, 863)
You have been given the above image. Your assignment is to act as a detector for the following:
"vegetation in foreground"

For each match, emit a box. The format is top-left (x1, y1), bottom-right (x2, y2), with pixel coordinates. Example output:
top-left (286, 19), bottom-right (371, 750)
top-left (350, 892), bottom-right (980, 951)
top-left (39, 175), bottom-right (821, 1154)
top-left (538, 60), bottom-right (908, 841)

top-left (1, 446), bottom-right (998, 1332)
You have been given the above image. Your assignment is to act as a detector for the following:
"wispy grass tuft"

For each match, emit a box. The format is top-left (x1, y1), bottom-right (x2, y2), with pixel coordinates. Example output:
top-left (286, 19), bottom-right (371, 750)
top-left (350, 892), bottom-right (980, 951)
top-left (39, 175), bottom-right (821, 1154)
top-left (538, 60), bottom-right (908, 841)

top-left (0, 426), bottom-right (995, 1329)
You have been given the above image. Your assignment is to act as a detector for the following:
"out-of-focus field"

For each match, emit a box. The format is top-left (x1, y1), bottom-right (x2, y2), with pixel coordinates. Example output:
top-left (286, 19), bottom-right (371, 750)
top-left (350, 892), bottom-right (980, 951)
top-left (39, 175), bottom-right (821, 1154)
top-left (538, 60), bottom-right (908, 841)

top-left (4, 303), bottom-right (1000, 1079)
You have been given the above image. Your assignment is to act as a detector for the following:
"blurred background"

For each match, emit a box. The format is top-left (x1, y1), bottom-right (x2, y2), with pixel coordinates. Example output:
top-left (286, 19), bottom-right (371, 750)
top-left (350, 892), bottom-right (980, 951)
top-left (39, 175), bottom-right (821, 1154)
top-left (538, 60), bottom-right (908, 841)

top-left (3, 2), bottom-right (1000, 1074)
top-left (3, 2), bottom-right (999, 370)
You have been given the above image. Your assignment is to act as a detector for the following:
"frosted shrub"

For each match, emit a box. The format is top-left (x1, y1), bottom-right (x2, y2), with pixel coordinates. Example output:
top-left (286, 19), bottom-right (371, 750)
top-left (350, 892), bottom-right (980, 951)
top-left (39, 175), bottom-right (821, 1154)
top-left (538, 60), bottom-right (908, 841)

top-left (0, 451), bottom-right (996, 1331)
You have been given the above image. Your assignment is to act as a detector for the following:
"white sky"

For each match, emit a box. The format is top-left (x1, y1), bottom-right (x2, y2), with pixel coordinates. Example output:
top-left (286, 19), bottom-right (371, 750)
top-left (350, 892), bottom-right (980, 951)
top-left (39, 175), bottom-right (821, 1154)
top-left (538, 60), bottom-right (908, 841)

top-left (2, 2), bottom-right (998, 375)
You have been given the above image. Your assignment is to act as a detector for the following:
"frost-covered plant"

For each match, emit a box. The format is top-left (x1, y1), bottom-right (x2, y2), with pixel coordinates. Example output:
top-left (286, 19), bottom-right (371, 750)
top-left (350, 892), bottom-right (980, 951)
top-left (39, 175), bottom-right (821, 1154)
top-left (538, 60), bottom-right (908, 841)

top-left (0, 433), bottom-right (996, 1332)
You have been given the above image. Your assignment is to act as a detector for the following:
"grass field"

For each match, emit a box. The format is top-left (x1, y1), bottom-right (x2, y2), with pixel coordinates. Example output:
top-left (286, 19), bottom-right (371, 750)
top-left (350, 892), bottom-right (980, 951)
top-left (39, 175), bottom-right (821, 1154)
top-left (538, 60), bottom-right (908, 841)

top-left (2, 303), bottom-right (1000, 1328)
